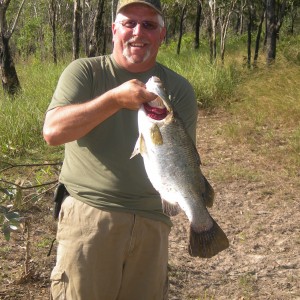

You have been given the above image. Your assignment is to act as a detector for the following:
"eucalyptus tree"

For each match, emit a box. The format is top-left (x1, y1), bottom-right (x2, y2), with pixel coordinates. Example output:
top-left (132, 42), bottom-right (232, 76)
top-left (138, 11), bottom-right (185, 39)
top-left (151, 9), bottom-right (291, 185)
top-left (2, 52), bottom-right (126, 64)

top-left (88, 0), bottom-right (107, 57)
top-left (48, 0), bottom-right (58, 64)
top-left (287, 0), bottom-right (300, 34)
top-left (194, 0), bottom-right (203, 50)
top-left (253, 1), bottom-right (266, 66)
top-left (0, 0), bottom-right (25, 95)
top-left (176, 0), bottom-right (188, 55)
top-left (235, 0), bottom-right (247, 34)
top-left (111, 0), bottom-right (118, 22)
top-left (208, 0), bottom-right (217, 61)
top-left (266, 0), bottom-right (287, 64)
top-left (73, 0), bottom-right (81, 60)
top-left (218, 0), bottom-right (238, 63)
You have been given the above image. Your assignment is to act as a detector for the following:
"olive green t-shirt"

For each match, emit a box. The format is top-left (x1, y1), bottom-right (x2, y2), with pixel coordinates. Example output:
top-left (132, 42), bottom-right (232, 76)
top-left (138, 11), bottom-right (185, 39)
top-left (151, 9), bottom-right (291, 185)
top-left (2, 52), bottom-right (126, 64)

top-left (48, 54), bottom-right (198, 226)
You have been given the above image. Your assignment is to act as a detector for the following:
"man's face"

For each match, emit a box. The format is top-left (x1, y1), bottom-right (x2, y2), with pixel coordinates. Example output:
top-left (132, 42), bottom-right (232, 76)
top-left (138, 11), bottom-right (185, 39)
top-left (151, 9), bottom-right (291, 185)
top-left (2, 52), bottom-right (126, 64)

top-left (112, 4), bottom-right (166, 73)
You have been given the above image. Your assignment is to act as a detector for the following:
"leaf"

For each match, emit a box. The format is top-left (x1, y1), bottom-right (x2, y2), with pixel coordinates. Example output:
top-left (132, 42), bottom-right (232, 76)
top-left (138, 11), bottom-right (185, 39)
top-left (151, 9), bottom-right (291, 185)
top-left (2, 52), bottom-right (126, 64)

top-left (0, 205), bottom-right (9, 214)
top-left (0, 188), bottom-right (11, 196)
top-left (5, 211), bottom-right (21, 221)
top-left (2, 224), bottom-right (11, 241)
top-left (9, 225), bottom-right (18, 231)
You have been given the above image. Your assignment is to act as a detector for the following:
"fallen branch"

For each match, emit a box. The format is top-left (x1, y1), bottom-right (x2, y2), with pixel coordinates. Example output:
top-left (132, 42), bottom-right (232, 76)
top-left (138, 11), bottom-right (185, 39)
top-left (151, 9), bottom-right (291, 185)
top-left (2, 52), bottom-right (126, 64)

top-left (0, 161), bottom-right (62, 173)
top-left (0, 179), bottom-right (58, 189)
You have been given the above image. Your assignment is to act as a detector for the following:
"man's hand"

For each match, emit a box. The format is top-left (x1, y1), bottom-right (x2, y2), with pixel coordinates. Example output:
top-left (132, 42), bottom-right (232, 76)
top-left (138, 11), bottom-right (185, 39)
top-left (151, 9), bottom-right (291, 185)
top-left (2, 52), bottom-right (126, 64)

top-left (111, 79), bottom-right (157, 110)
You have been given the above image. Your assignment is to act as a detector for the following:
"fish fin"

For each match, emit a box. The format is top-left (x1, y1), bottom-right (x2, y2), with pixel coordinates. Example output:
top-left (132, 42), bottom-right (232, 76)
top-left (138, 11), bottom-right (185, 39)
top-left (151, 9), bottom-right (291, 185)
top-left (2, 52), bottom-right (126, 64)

top-left (188, 219), bottom-right (229, 258)
top-left (150, 124), bottom-right (163, 145)
top-left (130, 134), bottom-right (146, 159)
top-left (202, 176), bottom-right (215, 208)
top-left (162, 200), bottom-right (181, 216)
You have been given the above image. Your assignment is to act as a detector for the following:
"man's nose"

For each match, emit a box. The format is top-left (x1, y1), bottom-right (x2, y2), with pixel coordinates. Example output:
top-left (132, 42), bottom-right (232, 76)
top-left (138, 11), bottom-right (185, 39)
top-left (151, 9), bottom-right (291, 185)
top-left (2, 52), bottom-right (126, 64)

top-left (132, 23), bottom-right (143, 35)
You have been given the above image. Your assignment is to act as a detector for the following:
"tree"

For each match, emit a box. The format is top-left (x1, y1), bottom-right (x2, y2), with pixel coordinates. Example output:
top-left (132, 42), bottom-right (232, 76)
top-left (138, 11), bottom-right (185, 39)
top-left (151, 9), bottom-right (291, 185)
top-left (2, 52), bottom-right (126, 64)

top-left (88, 0), bottom-right (106, 57)
top-left (194, 0), bottom-right (203, 50)
top-left (0, 0), bottom-right (25, 95)
top-left (246, 1), bottom-right (253, 68)
top-left (177, 0), bottom-right (188, 55)
top-left (72, 0), bottom-right (81, 60)
top-left (219, 0), bottom-right (238, 63)
top-left (265, 0), bottom-right (287, 64)
top-left (48, 0), bottom-right (58, 64)
top-left (208, 0), bottom-right (217, 62)
top-left (254, 3), bottom-right (266, 66)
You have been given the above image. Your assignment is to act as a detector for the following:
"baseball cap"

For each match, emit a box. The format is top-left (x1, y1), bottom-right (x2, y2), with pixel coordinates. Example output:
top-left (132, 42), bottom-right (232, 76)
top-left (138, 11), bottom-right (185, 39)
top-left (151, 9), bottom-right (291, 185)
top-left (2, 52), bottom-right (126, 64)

top-left (116, 0), bottom-right (163, 15)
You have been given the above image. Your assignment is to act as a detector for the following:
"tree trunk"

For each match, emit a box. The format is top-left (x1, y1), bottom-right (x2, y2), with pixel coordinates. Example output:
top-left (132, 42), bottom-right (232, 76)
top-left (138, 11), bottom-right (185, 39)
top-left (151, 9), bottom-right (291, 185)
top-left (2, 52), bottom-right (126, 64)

top-left (0, 35), bottom-right (21, 95)
top-left (239, 0), bottom-right (247, 34)
top-left (194, 0), bottom-right (202, 50)
top-left (219, 0), bottom-right (237, 63)
top-left (177, 2), bottom-right (187, 55)
top-left (72, 0), bottom-right (81, 61)
top-left (49, 0), bottom-right (57, 64)
top-left (111, 0), bottom-right (118, 23)
top-left (253, 8), bottom-right (265, 66)
top-left (89, 0), bottom-right (105, 57)
top-left (266, 0), bottom-right (277, 64)
top-left (247, 3), bottom-right (253, 68)
top-left (208, 0), bottom-right (217, 62)
top-left (0, 0), bottom-right (25, 95)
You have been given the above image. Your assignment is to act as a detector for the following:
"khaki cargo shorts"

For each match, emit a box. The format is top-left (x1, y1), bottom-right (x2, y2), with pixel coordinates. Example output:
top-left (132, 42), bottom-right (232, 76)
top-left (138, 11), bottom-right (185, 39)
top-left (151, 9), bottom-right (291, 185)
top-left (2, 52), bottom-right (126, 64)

top-left (50, 196), bottom-right (171, 300)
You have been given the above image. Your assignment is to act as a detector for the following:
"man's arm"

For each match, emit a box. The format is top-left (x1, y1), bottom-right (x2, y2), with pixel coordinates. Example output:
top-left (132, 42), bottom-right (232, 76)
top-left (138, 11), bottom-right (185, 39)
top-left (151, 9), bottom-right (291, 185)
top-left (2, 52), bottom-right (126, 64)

top-left (43, 79), bottom-right (156, 146)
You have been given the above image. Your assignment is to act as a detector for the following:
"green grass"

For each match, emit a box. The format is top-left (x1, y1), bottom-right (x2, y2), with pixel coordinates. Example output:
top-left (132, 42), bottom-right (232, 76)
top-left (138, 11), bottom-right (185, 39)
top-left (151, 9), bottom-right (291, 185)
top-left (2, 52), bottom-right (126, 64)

top-left (0, 35), bottom-right (299, 174)
top-left (222, 54), bottom-right (300, 176)
top-left (158, 44), bottom-right (241, 108)
top-left (0, 57), bottom-right (66, 162)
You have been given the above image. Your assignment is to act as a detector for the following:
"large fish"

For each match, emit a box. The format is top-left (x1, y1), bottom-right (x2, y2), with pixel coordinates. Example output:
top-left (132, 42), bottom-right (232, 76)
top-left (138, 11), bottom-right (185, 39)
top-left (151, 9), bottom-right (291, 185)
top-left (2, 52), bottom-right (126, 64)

top-left (131, 76), bottom-right (229, 258)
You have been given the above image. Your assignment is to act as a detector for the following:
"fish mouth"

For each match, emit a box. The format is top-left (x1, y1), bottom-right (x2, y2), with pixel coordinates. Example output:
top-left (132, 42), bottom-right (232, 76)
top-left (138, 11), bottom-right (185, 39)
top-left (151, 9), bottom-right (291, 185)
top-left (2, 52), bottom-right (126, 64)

top-left (144, 97), bottom-right (168, 120)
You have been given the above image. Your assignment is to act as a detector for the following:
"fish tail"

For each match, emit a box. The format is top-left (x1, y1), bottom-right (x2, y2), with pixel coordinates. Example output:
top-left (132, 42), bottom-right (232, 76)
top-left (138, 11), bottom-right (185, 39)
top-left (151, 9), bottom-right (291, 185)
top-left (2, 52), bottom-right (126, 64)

top-left (188, 219), bottom-right (229, 258)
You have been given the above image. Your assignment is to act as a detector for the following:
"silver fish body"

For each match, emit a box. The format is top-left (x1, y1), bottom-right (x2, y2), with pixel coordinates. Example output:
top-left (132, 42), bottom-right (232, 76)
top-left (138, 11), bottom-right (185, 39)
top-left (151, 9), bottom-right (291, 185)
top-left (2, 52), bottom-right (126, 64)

top-left (132, 76), bottom-right (229, 258)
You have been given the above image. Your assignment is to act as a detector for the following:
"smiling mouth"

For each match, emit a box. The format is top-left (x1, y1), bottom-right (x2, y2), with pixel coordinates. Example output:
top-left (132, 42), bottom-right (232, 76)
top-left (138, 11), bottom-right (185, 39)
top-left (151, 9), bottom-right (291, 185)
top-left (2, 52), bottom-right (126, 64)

top-left (130, 42), bottom-right (145, 47)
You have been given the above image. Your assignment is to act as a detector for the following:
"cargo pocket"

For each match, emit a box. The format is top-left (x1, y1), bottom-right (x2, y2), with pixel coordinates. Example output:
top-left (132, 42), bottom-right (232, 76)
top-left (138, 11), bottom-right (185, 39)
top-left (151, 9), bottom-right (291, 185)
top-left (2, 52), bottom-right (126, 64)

top-left (50, 267), bottom-right (67, 300)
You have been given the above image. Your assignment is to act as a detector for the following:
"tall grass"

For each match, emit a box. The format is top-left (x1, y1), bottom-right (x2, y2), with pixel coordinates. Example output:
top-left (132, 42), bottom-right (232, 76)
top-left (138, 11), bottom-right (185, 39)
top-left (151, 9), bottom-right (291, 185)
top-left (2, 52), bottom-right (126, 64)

top-left (0, 35), bottom-right (299, 170)
top-left (158, 40), bottom-right (241, 108)
top-left (222, 37), bottom-right (300, 176)
top-left (0, 57), bottom-right (66, 162)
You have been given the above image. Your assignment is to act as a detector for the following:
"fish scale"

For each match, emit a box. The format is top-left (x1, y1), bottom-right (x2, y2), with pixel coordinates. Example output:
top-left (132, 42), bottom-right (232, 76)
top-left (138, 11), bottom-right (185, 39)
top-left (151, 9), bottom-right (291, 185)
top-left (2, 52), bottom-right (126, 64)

top-left (131, 76), bottom-right (229, 258)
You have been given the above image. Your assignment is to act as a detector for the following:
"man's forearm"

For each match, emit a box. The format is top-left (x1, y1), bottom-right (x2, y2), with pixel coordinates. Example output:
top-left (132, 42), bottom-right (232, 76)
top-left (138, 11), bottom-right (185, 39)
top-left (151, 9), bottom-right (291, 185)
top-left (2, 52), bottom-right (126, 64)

top-left (43, 89), bottom-right (120, 146)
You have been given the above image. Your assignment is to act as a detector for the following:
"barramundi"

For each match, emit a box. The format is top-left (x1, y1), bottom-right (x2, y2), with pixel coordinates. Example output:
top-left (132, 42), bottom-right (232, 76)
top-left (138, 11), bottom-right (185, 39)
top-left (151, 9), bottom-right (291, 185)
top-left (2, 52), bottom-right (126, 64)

top-left (131, 76), bottom-right (229, 258)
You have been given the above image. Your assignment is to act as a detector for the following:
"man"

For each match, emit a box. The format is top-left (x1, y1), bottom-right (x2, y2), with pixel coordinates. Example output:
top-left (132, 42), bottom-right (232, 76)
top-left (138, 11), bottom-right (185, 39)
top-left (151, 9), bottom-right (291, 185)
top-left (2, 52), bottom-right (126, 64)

top-left (43, 0), bottom-right (198, 299)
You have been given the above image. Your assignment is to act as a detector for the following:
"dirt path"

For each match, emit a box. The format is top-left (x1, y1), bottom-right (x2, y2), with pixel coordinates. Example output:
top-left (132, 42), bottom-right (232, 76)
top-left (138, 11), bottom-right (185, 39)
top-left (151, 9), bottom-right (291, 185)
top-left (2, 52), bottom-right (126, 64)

top-left (168, 113), bottom-right (300, 300)
top-left (0, 112), bottom-right (299, 299)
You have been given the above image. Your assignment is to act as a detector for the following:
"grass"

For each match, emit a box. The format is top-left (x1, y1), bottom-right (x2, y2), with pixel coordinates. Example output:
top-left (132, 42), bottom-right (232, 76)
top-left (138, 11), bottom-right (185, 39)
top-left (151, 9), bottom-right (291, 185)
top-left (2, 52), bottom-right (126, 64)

top-left (0, 35), bottom-right (299, 173)
top-left (223, 55), bottom-right (300, 177)
top-left (0, 57), bottom-right (66, 163)
top-left (157, 46), bottom-right (241, 108)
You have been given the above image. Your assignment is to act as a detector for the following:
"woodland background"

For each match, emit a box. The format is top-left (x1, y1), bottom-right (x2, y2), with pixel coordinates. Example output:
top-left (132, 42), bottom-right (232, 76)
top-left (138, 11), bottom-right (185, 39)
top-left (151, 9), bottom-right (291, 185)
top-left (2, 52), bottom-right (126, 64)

top-left (1, 0), bottom-right (299, 95)
top-left (0, 1), bottom-right (300, 299)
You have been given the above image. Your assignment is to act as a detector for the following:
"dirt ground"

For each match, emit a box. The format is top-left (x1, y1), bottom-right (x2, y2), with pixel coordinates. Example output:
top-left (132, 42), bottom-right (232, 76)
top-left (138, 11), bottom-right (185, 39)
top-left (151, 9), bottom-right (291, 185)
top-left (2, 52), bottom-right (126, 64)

top-left (0, 111), bottom-right (299, 300)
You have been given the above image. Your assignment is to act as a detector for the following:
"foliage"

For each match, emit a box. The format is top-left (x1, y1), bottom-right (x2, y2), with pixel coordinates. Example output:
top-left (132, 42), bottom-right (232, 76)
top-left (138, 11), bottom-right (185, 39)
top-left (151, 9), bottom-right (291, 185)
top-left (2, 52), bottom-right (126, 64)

top-left (278, 33), bottom-right (300, 64)
top-left (223, 45), bottom-right (300, 176)
top-left (0, 21), bottom-right (300, 243)
top-left (158, 36), bottom-right (241, 108)
top-left (0, 58), bottom-right (66, 161)
top-left (0, 161), bottom-right (61, 241)
top-left (0, 188), bottom-right (23, 241)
